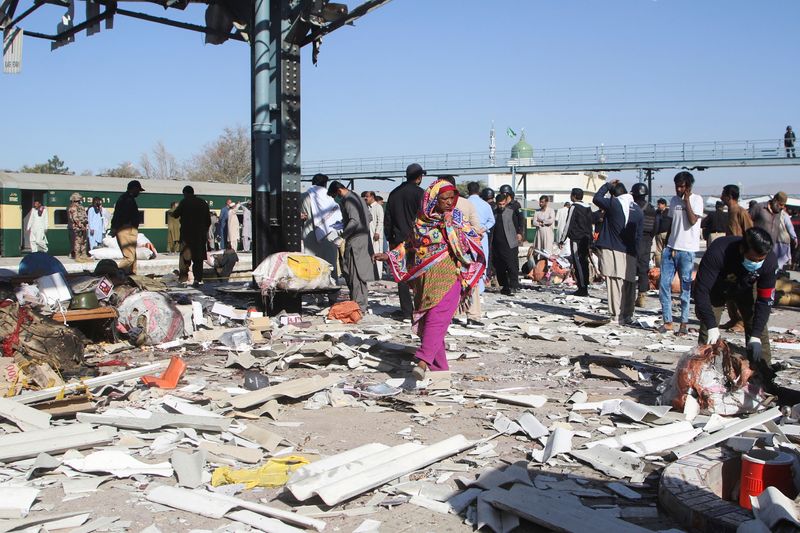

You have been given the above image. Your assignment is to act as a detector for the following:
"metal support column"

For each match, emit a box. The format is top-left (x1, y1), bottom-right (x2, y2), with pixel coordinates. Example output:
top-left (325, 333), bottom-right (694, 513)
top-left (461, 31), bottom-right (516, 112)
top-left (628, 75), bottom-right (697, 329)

top-left (251, 0), bottom-right (302, 314)
top-left (645, 169), bottom-right (653, 204)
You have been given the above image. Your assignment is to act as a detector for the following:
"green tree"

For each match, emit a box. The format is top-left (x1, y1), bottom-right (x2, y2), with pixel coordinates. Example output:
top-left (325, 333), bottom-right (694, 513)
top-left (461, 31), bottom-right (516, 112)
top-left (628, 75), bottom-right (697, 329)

top-left (20, 155), bottom-right (73, 175)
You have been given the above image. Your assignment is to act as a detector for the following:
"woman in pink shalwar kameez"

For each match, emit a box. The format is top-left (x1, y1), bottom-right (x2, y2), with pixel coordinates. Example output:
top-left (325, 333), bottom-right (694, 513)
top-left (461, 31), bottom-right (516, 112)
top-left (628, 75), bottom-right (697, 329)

top-left (375, 180), bottom-right (485, 380)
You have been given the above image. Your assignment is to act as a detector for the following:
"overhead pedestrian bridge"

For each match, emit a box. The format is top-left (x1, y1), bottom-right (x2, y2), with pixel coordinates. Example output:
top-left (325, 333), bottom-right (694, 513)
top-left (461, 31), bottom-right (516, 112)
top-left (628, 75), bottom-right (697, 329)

top-left (301, 139), bottom-right (800, 181)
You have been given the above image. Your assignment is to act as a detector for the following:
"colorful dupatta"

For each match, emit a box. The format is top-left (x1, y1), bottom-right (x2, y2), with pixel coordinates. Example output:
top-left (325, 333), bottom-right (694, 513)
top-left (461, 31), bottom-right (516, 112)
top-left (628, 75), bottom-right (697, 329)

top-left (387, 180), bottom-right (486, 314)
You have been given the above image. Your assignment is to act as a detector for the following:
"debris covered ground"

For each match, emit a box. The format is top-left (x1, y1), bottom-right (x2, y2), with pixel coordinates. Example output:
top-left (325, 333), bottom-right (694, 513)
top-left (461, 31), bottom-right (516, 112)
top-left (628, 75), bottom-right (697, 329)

top-left (1, 269), bottom-right (800, 532)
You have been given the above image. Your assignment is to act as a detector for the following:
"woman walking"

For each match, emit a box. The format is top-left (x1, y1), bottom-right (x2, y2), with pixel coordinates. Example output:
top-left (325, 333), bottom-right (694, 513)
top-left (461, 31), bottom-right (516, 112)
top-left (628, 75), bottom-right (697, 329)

top-left (374, 180), bottom-right (485, 379)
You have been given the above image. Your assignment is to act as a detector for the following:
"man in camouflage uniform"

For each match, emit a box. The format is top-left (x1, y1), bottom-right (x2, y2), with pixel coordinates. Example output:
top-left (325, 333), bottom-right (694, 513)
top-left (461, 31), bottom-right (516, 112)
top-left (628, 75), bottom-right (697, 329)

top-left (67, 192), bottom-right (91, 262)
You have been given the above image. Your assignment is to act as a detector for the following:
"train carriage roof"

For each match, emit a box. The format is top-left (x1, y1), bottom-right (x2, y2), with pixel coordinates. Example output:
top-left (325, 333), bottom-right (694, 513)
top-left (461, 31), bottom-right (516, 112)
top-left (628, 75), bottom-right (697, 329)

top-left (0, 172), bottom-right (251, 196)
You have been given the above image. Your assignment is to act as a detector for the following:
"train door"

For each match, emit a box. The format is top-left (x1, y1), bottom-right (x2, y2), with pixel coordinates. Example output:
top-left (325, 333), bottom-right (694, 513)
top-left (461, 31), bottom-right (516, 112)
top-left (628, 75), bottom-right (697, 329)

top-left (20, 190), bottom-right (45, 251)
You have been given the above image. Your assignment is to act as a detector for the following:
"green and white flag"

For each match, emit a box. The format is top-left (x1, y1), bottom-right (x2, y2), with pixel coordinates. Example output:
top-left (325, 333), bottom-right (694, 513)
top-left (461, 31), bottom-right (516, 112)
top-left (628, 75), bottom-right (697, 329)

top-left (506, 127), bottom-right (516, 138)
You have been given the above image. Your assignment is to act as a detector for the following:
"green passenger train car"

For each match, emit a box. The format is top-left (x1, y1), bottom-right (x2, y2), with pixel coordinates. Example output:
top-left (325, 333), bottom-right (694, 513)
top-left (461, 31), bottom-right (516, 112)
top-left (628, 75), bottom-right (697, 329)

top-left (0, 172), bottom-right (251, 257)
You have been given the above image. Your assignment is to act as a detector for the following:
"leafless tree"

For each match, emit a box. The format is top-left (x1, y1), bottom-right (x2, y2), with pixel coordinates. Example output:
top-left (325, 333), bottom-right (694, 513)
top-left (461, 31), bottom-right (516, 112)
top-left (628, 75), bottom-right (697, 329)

top-left (186, 126), bottom-right (250, 183)
top-left (99, 161), bottom-right (141, 179)
top-left (140, 141), bottom-right (181, 180)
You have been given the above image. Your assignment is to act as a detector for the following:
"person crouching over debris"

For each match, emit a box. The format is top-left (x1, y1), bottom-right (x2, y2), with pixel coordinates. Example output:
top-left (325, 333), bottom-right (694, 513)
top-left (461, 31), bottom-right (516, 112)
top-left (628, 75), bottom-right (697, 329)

top-left (695, 227), bottom-right (777, 383)
top-left (373, 179), bottom-right (485, 380)
top-left (328, 180), bottom-right (377, 311)
top-left (213, 243), bottom-right (239, 281)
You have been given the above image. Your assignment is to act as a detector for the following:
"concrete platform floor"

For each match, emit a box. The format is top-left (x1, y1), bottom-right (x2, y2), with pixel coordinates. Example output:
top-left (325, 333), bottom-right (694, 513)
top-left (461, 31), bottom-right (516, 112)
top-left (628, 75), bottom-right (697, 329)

top-left (0, 252), bottom-right (254, 278)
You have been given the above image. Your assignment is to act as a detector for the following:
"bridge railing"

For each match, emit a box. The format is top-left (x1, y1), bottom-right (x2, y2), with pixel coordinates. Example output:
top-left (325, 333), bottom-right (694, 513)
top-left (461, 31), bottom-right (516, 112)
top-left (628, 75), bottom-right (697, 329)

top-left (302, 139), bottom-right (787, 175)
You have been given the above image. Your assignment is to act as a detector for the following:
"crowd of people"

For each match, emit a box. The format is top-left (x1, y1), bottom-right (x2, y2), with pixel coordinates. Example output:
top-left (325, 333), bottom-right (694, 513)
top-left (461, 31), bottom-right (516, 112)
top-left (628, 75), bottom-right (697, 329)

top-left (298, 164), bottom-right (798, 384)
top-left (24, 180), bottom-right (246, 287)
top-left (21, 167), bottom-right (800, 383)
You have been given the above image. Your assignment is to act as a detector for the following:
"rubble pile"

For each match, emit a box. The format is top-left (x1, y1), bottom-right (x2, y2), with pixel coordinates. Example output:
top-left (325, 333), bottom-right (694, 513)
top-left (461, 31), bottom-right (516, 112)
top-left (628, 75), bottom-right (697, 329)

top-left (0, 265), bottom-right (799, 531)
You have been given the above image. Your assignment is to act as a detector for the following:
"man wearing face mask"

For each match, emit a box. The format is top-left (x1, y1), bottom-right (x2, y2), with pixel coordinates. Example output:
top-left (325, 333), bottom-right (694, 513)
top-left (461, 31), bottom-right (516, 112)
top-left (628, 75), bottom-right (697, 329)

top-left (695, 227), bottom-right (777, 374)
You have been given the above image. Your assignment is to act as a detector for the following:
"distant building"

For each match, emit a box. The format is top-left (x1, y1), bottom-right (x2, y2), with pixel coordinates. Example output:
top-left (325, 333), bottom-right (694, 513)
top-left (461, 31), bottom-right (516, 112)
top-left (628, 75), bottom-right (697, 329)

top-left (487, 171), bottom-right (607, 207)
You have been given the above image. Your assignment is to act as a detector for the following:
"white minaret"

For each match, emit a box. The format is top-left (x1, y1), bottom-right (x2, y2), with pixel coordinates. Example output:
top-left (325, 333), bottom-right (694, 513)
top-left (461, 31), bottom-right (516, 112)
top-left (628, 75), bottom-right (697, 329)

top-left (489, 122), bottom-right (496, 166)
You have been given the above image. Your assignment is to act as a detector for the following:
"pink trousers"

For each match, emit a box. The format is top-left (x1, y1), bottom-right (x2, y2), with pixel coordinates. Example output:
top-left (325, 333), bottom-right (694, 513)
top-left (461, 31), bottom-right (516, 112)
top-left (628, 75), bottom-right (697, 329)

top-left (415, 280), bottom-right (461, 371)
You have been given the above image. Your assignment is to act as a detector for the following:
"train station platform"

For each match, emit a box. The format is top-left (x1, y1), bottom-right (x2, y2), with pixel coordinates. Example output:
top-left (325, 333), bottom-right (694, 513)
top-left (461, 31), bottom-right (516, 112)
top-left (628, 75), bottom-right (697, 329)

top-left (0, 252), bottom-right (254, 279)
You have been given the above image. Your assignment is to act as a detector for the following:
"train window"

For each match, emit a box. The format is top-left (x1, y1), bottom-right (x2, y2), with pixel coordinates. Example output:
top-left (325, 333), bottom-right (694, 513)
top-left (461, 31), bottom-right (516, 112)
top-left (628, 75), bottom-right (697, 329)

top-left (138, 211), bottom-right (145, 225)
top-left (53, 210), bottom-right (68, 225)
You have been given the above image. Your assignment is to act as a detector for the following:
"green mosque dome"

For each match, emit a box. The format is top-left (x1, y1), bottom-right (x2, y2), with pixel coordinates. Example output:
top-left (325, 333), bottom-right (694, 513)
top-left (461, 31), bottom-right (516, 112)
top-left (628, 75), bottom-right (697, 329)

top-left (511, 131), bottom-right (534, 159)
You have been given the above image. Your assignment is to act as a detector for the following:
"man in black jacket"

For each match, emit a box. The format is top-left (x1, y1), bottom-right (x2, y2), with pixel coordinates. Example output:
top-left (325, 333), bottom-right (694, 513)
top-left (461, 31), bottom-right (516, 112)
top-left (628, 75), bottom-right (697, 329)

top-left (492, 193), bottom-right (520, 296)
top-left (384, 163), bottom-right (425, 319)
top-left (498, 184), bottom-right (525, 243)
top-left (171, 186), bottom-right (212, 286)
top-left (558, 188), bottom-right (593, 297)
top-left (111, 180), bottom-right (145, 274)
top-left (631, 183), bottom-right (657, 307)
top-left (593, 180), bottom-right (643, 324)
top-left (695, 227), bottom-right (777, 373)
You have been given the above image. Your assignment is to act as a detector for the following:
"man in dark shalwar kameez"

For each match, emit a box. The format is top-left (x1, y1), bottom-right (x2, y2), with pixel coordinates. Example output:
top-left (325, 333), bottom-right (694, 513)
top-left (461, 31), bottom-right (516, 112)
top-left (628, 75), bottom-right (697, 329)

top-left (328, 181), bottom-right (377, 310)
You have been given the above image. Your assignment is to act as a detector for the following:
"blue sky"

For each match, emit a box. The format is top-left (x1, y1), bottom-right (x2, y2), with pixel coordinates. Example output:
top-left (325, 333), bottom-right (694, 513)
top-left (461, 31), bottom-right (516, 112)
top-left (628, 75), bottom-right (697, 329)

top-left (2, 0), bottom-right (798, 192)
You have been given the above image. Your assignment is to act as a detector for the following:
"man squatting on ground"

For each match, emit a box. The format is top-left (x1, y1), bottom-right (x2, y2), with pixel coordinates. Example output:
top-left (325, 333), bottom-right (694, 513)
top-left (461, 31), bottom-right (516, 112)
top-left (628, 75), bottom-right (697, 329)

top-left (695, 227), bottom-right (778, 386)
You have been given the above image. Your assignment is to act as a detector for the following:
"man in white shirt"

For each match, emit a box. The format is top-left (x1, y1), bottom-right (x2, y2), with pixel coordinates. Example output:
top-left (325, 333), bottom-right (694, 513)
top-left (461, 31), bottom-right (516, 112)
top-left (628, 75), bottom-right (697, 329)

top-left (361, 191), bottom-right (385, 278)
top-left (555, 201), bottom-right (571, 246)
top-left (26, 201), bottom-right (48, 252)
top-left (658, 171), bottom-right (703, 336)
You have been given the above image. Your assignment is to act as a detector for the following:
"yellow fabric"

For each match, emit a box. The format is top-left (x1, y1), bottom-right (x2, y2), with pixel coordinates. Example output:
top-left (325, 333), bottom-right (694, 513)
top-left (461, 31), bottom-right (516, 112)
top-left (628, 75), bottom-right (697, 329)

top-left (286, 254), bottom-right (325, 281)
top-left (211, 455), bottom-right (310, 489)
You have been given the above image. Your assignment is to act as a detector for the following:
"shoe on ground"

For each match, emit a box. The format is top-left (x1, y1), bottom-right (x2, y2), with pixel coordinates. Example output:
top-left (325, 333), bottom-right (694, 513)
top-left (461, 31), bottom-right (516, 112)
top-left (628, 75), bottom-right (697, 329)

top-left (467, 318), bottom-right (485, 328)
top-left (675, 323), bottom-right (689, 336)
top-left (657, 324), bottom-right (673, 334)
top-left (192, 280), bottom-right (204, 288)
top-left (500, 288), bottom-right (512, 296)
top-left (730, 322), bottom-right (745, 333)
top-left (635, 293), bottom-right (646, 307)
top-left (411, 363), bottom-right (426, 381)
top-left (571, 289), bottom-right (589, 297)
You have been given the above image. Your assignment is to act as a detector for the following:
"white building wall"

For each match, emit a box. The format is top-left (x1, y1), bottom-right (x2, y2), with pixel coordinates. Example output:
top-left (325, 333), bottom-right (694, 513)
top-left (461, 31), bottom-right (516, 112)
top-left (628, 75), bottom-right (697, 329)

top-left (487, 172), bottom-right (607, 207)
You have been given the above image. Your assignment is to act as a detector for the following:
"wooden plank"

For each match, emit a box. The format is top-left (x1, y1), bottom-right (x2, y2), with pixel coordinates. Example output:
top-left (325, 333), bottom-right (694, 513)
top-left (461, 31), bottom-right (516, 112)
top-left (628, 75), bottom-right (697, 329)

top-left (482, 485), bottom-right (651, 533)
top-left (52, 307), bottom-right (117, 322)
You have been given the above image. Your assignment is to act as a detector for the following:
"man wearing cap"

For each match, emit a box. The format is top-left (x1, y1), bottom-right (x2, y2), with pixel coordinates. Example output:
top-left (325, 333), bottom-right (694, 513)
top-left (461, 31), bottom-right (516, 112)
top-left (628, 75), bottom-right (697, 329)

top-left (111, 180), bottom-right (145, 274)
top-left (67, 193), bottom-right (91, 262)
top-left (385, 163), bottom-right (426, 319)
top-left (328, 181), bottom-right (376, 310)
